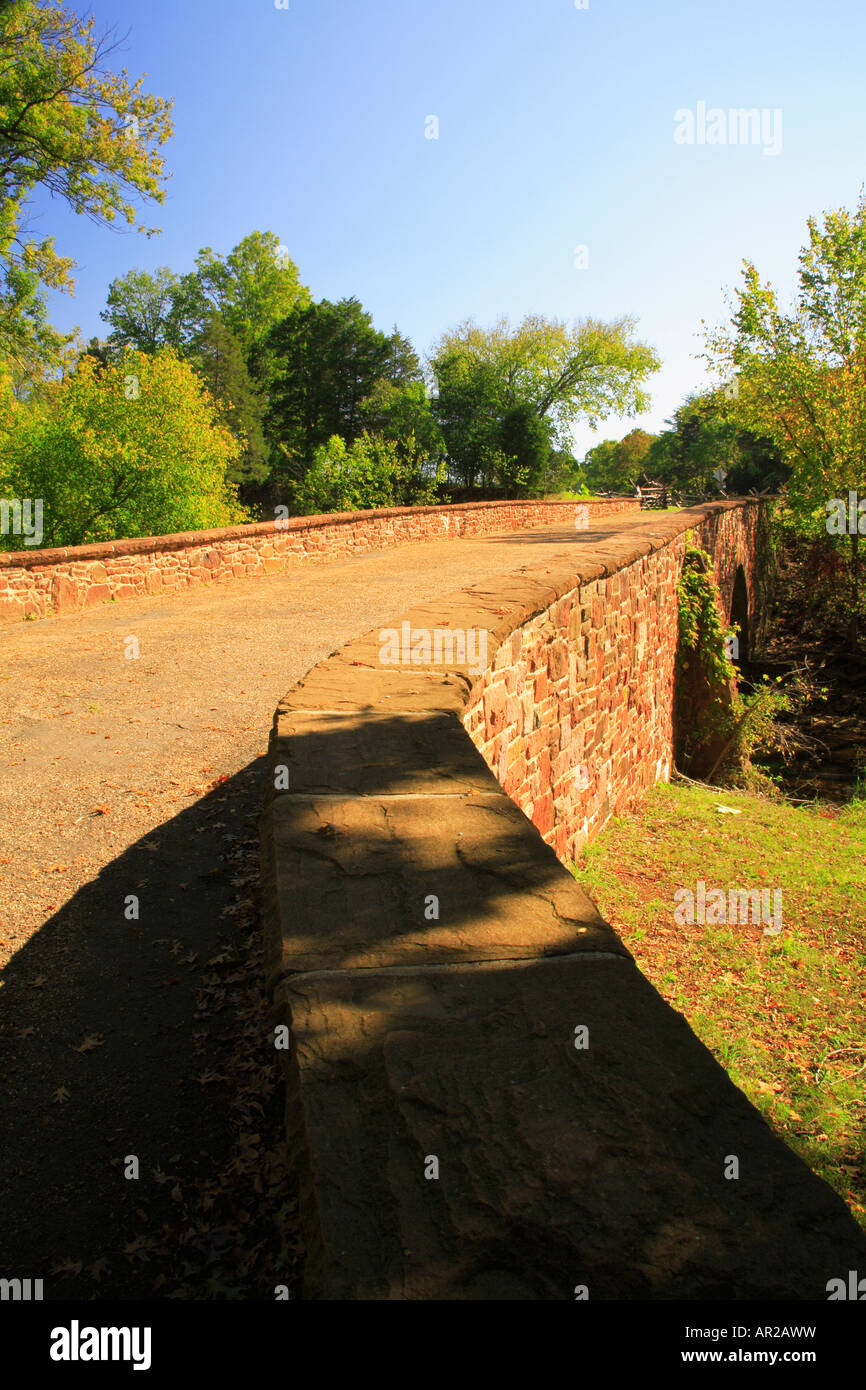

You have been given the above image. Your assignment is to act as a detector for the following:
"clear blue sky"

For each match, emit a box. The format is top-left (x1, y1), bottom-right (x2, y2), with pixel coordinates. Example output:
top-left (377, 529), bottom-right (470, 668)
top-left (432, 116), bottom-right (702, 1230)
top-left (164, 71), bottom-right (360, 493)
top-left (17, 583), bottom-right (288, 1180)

top-left (35, 0), bottom-right (866, 459)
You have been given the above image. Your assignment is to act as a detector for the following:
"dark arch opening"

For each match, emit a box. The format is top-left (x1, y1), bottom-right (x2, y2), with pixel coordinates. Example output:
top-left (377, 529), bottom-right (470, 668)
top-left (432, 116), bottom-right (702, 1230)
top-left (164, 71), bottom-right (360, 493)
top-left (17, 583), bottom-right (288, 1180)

top-left (729, 566), bottom-right (750, 668)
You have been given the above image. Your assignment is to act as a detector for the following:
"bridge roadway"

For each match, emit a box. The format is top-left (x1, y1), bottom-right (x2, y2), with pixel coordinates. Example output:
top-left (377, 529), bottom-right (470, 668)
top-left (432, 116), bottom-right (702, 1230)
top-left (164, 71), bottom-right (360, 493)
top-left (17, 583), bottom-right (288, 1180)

top-left (4, 504), bottom-right (865, 1300)
top-left (0, 510), bottom-right (656, 1295)
top-left (0, 513), bottom-right (658, 962)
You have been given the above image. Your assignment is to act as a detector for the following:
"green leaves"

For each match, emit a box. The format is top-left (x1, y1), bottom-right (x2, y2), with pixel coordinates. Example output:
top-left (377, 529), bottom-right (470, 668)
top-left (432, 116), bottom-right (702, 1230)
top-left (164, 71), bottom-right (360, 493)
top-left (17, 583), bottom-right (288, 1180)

top-left (705, 193), bottom-right (866, 525)
top-left (0, 0), bottom-right (173, 372)
top-left (429, 313), bottom-right (660, 492)
top-left (293, 431), bottom-right (445, 516)
top-left (0, 348), bottom-right (245, 548)
top-left (259, 297), bottom-right (421, 481)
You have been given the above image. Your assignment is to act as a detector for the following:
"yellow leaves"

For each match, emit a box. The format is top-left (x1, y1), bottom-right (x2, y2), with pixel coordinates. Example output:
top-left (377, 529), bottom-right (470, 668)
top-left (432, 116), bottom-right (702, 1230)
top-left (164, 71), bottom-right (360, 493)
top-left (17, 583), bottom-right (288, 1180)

top-left (73, 1033), bottom-right (104, 1054)
top-left (51, 1086), bottom-right (70, 1104)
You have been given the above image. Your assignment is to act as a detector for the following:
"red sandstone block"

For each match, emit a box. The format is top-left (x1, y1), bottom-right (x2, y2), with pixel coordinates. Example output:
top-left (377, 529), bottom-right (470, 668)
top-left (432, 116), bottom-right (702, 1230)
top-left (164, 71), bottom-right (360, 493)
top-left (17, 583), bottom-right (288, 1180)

top-left (505, 694), bottom-right (523, 726)
top-left (526, 728), bottom-right (549, 759)
top-left (531, 791), bottom-right (555, 836)
top-left (84, 584), bottom-right (111, 606)
top-left (50, 574), bottom-right (79, 613)
top-left (482, 682), bottom-right (507, 728)
top-left (0, 596), bottom-right (25, 622)
top-left (506, 749), bottom-right (527, 784)
top-left (551, 749), bottom-right (573, 787)
top-left (538, 748), bottom-right (551, 785)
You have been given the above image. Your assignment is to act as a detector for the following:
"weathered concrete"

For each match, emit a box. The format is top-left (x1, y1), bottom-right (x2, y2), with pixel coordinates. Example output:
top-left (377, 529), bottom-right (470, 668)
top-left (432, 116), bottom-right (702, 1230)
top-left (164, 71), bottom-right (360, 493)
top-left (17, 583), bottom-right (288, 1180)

top-left (262, 499), bottom-right (866, 1299)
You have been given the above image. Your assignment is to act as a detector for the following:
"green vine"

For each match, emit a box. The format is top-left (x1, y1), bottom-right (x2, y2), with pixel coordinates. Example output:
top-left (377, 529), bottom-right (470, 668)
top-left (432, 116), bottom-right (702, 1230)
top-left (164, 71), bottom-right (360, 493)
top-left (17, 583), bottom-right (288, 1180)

top-left (677, 540), bottom-right (738, 688)
top-left (676, 536), bottom-right (789, 782)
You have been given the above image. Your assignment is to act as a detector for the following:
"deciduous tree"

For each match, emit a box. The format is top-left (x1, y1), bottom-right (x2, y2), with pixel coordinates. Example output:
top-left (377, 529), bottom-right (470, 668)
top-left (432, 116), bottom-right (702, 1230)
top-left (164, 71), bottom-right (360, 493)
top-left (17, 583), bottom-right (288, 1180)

top-left (0, 0), bottom-right (173, 370)
top-left (0, 347), bottom-right (243, 547)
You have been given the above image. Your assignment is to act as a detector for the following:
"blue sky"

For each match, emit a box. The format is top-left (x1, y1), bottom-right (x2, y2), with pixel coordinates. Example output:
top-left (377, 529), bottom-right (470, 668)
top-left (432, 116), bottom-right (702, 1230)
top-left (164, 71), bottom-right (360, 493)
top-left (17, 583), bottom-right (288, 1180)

top-left (35, 0), bottom-right (866, 458)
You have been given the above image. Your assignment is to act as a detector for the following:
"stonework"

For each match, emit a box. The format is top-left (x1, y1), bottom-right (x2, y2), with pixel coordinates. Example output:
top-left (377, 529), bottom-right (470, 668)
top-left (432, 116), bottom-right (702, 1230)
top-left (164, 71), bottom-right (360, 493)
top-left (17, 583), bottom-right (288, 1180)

top-left (262, 500), bottom-right (866, 1299)
top-left (463, 502), bottom-right (763, 862)
top-left (0, 497), bottom-right (637, 624)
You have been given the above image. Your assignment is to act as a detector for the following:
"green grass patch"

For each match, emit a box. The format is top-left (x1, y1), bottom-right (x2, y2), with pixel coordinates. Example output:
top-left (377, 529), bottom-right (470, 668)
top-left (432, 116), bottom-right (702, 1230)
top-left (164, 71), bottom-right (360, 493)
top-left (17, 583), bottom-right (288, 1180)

top-left (570, 780), bottom-right (866, 1228)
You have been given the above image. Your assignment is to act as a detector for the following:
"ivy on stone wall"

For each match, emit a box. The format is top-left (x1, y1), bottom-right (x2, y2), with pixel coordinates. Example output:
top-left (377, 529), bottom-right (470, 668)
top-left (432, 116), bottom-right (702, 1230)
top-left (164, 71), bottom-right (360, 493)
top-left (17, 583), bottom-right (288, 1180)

top-left (677, 541), bottom-right (738, 688)
top-left (676, 536), bottom-right (788, 784)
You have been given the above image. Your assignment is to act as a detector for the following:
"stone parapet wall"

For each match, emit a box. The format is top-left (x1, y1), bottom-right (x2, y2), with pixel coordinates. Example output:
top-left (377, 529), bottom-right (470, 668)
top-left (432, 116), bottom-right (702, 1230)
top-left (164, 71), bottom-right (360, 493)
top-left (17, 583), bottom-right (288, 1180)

top-left (0, 497), bottom-right (638, 624)
top-left (463, 502), bottom-right (764, 863)
top-left (261, 499), bottom-right (866, 1299)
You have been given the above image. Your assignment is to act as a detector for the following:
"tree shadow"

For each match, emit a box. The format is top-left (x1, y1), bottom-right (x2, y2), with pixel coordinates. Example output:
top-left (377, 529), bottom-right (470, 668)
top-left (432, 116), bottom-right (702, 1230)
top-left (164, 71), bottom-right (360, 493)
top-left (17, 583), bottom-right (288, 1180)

top-left (0, 758), bottom-right (270, 1299)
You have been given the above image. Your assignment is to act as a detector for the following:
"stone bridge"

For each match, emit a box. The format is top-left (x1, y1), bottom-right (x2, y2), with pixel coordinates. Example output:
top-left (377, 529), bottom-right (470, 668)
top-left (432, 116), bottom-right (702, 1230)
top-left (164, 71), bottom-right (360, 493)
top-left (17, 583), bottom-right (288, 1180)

top-left (2, 497), bottom-right (863, 1299)
top-left (260, 499), bottom-right (866, 1299)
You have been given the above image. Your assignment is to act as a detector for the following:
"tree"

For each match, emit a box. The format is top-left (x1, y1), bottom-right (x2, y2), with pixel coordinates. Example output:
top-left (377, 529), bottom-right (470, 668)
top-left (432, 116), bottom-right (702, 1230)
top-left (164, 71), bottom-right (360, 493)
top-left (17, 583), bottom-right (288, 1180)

top-left (704, 192), bottom-right (866, 601)
top-left (100, 266), bottom-right (190, 355)
top-left (0, 0), bottom-right (173, 371)
top-left (615, 427), bottom-right (655, 481)
top-left (580, 430), bottom-right (656, 492)
top-left (496, 403), bottom-right (554, 495)
top-left (429, 314), bottom-right (660, 491)
top-left (190, 315), bottom-right (269, 491)
top-left (258, 297), bottom-right (418, 479)
top-left (580, 438), bottom-right (621, 492)
top-left (292, 431), bottom-right (445, 516)
top-left (185, 231), bottom-right (309, 357)
top-left (0, 347), bottom-right (243, 547)
top-left (359, 378), bottom-right (443, 464)
top-left (100, 233), bottom-right (309, 361)
top-left (427, 344), bottom-right (504, 490)
top-left (645, 391), bottom-right (785, 496)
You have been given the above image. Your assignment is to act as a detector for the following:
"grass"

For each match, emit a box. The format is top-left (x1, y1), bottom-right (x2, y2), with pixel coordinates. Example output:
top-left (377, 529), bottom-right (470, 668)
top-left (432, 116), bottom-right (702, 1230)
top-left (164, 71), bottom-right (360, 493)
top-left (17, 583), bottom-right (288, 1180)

top-left (570, 780), bottom-right (866, 1229)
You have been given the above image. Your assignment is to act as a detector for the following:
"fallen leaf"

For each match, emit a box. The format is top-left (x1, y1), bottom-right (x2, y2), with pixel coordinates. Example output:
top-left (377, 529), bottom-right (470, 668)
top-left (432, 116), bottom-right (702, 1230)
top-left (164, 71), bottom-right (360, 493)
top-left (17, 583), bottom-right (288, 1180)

top-left (51, 1086), bottom-right (70, 1104)
top-left (73, 1033), bottom-right (105, 1054)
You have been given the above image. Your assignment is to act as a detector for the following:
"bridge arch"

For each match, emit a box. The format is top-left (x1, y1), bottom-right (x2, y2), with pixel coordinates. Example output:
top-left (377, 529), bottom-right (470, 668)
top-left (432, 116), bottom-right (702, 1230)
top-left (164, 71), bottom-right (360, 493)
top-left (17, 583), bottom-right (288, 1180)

top-left (729, 563), bottom-right (751, 664)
